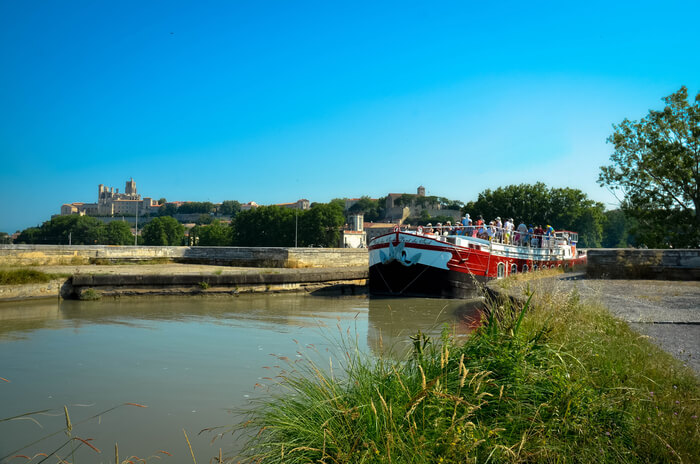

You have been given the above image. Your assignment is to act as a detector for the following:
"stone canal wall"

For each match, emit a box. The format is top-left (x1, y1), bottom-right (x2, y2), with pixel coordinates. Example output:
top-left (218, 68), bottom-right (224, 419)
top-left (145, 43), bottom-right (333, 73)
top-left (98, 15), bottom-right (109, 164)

top-left (0, 245), bottom-right (368, 268)
top-left (69, 268), bottom-right (368, 299)
top-left (0, 265), bottom-right (368, 301)
top-left (586, 249), bottom-right (700, 280)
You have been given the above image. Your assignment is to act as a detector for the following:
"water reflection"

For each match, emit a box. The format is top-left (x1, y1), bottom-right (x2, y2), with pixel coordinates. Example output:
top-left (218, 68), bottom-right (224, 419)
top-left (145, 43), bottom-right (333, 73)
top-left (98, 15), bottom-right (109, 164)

top-left (0, 294), bottom-right (481, 460)
top-left (0, 294), bottom-right (370, 341)
top-left (367, 297), bottom-right (482, 358)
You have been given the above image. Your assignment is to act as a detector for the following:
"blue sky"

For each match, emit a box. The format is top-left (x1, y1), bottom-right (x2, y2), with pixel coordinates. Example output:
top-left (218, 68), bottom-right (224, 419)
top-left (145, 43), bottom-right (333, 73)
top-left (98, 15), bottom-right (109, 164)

top-left (1, 0), bottom-right (698, 233)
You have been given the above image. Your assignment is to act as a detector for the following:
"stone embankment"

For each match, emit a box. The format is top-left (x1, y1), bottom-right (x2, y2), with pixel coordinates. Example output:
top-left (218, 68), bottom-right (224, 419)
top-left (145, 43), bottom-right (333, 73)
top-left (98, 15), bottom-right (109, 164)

top-left (0, 264), bottom-right (368, 300)
top-left (586, 248), bottom-right (700, 280)
top-left (0, 245), bottom-right (369, 301)
top-left (0, 244), bottom-right (368, 268)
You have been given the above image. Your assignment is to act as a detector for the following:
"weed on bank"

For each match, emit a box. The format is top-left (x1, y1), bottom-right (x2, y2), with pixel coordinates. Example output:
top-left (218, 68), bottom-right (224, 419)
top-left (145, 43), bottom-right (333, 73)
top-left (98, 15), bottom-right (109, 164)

top-left (232, 288), bottom-right (700, 463)
top-left (0, 268), bottom-right (68, 285)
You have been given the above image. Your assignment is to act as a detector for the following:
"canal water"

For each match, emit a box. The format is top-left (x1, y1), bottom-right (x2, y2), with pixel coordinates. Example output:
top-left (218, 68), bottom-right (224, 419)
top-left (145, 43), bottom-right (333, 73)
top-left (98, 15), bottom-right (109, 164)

top-left (0, 294), bottom-right (481, 462)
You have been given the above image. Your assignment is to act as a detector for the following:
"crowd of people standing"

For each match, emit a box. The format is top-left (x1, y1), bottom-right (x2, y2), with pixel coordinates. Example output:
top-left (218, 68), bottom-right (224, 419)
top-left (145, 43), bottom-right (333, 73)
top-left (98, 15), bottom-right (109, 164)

top-left (415, 214), bottom-right (562, 248)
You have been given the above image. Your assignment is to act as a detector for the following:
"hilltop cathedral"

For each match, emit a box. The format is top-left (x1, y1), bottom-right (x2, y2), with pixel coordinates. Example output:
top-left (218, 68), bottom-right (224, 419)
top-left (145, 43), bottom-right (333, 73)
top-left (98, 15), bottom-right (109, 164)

top-left (61, 178), bottom-right (159, 217)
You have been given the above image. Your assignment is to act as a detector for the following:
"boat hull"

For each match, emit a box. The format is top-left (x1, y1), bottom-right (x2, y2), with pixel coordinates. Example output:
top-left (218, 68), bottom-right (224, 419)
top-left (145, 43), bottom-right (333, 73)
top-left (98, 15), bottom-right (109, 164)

top-left (369, 260), bottom-right (487, 298)
top-left (368, 231), bottom-right (586, 299)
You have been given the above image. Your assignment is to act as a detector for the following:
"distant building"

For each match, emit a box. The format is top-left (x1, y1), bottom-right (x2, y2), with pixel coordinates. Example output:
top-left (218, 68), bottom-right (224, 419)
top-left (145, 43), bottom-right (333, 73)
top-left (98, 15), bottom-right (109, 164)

top-left (341, 213), bottom-right (367, 248)
top-left (240, 201), bottom-right (259, 211)
top-left (364, 222), bottom-right (398, 242)
top-left (60, 179), bottom-right (159, 217)
top-left (276, 199), bottom-right (310, 210)
top-left (384, 186), bottom-right (460, 222)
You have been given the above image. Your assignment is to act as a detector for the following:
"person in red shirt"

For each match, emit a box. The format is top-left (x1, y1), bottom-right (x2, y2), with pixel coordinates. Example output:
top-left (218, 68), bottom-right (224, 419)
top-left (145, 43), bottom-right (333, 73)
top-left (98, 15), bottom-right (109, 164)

top-left (533, 225), bottom-right (544, 248)
top-left (473, 215), bottom-right (484, 238)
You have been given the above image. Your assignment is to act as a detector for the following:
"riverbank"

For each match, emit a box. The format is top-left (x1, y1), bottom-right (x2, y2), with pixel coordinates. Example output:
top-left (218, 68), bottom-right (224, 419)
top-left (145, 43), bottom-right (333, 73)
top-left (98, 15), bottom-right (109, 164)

top-left (488, 271), bottom-right (700, 375)
top-left (0, 264), bottom-right (368, 301)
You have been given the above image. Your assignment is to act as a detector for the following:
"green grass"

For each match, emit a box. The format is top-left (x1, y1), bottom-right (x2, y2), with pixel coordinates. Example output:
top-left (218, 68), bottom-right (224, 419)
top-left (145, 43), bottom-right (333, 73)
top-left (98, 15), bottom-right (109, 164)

top-left (0, 268), bottom-right (69, 285)
top-left (231, 289), bottom-right (700, 463)
top-left (79, 288), bottom-right (102, 300)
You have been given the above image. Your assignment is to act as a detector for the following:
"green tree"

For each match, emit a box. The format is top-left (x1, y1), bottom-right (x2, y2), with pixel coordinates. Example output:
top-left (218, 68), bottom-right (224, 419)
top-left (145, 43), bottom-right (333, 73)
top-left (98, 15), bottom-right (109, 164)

top-left (0, 232), bottom-right (12, 244)
top-left (27, 216), bottom-right (105, 245)
top-left (15, 227), bottom-right (41, 244)
top-left (196, 214), bottom-right (214, 225)
top-left (599, 86), bottom-right (699, 248)
top-left (347, 196), bottom-right (384, 222)
top-left (218, 200), bottom-right (241, 217)
top-left (601, 209), bottom-right (637, 248)
top-left (158, 203), bottom-right (178, 217)
top-left (394, 194), bottom-right (415, 207)
top-left (157, 198), bottom-right (167, 205)
top-left (195, 220), bottom-right (231, 246)
top-left (231, 206), bottom-right (295, 247)
top-left (231, 202), bottom-right (344, 247)
top-left (464, 183), bottom-right (605, 247)
top-left (298, 202), bottom-right (345, 247)
top-left (177, 201), bottom-right (216, 214)
top-left (141, 216), bottom-right (185, 246)
top-left (104, 221), bottom-right (133, 245)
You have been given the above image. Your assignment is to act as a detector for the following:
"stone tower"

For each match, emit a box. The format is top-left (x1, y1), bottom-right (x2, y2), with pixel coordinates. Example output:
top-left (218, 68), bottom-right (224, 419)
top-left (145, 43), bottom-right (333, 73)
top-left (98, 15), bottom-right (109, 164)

top-left (125, 178), bottom-right (137, 196)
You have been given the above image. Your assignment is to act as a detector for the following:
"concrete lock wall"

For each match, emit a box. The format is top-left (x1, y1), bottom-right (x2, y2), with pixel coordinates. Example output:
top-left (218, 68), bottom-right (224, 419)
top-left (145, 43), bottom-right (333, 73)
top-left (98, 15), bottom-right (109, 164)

top-left (587, 249), bottom-right (700, 280)
top-left (0, 245), bottom-right (368, 268)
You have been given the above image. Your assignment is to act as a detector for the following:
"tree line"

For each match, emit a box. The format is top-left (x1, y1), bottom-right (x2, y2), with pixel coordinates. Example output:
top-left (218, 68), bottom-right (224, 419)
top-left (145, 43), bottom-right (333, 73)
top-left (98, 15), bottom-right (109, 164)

top-left (14, 202), bottom-right (346, 248)
top-left (155, 200), bottom-right (242, 217)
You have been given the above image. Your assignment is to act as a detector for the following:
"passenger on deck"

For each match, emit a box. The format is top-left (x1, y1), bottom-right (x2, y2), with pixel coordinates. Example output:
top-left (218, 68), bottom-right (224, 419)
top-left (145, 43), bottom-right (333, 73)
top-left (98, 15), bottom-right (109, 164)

top-left (487, 221), bottom-right (496, 241)
top-left (444, 221), bottom-right (452, 236)
top-left (534, 225), bottom-right (544, 248)
top-left (545, 225), bottom-right (555, 248)
top-left (462, 215), bottom-right (473, 236)
top-left (517, 221), bottom-right (528, 246)
top-left (504, 218), bottom-right (514, 244)
top-left (474, 216), bottom-right (484, 238)
top-left (494, 217), bottom-right (503, 242)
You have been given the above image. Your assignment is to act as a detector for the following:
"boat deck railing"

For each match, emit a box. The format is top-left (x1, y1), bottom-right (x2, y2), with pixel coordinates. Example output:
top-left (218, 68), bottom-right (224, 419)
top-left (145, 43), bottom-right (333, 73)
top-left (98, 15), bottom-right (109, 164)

top-left (395, 225), bottom-right (576, 250)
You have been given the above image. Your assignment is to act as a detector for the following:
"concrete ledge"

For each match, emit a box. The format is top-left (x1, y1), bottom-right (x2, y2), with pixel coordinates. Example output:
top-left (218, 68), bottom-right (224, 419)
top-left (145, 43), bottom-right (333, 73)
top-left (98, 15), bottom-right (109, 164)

top-left (0, 279), bottom-right (66, 301)
top-left (71, 268), bottom-right (367, 287)
top-left (0, 245), bottom-right (368, 268)
top-left (587, 249), bottom-right (700, 280)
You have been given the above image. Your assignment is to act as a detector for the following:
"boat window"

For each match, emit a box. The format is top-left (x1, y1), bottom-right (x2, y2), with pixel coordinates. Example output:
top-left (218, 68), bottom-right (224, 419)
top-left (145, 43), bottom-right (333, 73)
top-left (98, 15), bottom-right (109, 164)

top-left (533, 265), bottom-right (538, 271)
top-left (523, 264), bottom-right (529, 272)
top-left (497, 262), bottom-right (505, 278)
top-left (511, 264), bottom-right (517, 274)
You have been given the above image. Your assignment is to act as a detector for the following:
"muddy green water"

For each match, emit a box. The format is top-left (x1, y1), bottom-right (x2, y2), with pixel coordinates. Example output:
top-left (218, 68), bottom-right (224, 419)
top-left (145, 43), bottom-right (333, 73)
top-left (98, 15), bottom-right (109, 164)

top-left (0, 294), bottom-right (481, 462)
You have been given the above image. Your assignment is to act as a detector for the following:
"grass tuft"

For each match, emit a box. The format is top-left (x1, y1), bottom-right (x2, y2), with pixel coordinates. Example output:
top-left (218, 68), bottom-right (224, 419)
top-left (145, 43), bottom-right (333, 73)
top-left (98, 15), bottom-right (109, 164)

top-left (0, 269), bottom-right (68, 285)
top-left (231, 287), bottom-right (700, 463)
top-left (79, 288), bottom-right (102, 301)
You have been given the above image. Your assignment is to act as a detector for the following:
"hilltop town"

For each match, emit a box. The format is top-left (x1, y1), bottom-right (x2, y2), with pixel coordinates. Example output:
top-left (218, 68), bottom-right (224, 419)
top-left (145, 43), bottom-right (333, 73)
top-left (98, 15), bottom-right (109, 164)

top-left (2, 179), bottom-right (464, 248)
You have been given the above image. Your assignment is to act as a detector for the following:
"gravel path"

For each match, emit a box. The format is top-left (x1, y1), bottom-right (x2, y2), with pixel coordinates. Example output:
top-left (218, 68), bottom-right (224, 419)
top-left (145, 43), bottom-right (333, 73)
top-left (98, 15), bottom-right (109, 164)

top-left (493, 273), bottom-right (700, 375)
